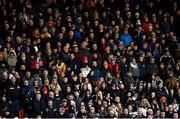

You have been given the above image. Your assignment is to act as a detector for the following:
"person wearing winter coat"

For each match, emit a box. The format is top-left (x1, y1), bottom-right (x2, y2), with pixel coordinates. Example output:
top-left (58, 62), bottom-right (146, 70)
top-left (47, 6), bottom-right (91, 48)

top-left (129, 58), bottom-right (140, 83)
top-left (80, 63), bottom-right (91, 78)
top-left (32, 91), bottom-right (46, 117)
top-left (45, 100), bottom-right (57, 118)
top-left (56, 59), bottom-right (67, 76)
top-left (7, 49), bottom-right (17, 68)
top-left (102, 60), bottom-right (111, 77)
top-left (123, 71), bottom-right (135, 88)
top-left (119, 29), bottom-right (132, 48)
top-left (20, 80), bottom-right (35, 117)
top-left (120, 57), bottom-right (129, 80)
top-left (0, 95), bottom-right (12, 118)
top-left (146, 57), bottom-right (159, 76)
top-left (90, 60), bottom-right (101, 80)
top-left (6, 76), bottom-right (20, 117)
top-left (108, 57), bottom-right (120, 77)
top-left (138, 56), bottom-right (147, 81)
top-left (160, 50), bottom-right (175, 65)
top-left (165, 73), bottom-right (178, 89)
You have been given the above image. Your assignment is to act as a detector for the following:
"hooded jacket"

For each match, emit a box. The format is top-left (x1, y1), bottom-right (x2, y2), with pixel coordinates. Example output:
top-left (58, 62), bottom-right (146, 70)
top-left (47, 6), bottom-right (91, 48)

top-left (7, 49), bottom-right (17, 67)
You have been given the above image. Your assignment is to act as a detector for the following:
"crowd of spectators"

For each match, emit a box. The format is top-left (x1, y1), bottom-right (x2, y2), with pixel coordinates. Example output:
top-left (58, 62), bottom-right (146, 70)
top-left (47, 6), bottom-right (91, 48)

top-left (0, 0), bottom-right (180, 118)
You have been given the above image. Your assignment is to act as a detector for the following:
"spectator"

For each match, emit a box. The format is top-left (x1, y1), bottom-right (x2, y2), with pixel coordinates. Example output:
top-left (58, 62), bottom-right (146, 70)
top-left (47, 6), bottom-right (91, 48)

top-left (120, 29), bottom-right (132, 48)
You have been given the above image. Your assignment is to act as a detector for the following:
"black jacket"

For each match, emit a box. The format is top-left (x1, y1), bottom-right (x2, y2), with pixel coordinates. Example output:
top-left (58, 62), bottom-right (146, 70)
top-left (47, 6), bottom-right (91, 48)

top-left (146, 63), bottom-right (159, 75)
top-left (33, 98), bottom-right (46, 117)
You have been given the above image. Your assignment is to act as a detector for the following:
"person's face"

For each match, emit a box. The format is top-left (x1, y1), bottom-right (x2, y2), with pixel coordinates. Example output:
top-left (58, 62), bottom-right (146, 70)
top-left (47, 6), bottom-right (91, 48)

top-left (115, 51), bottom-right (120, 57)
top-left (59, 109), bottom-right (65, 115)
top-left (173, 113), bottom-right (178, 119)
top-left (120, 83), bottom-right (124, 89)
top-left (52, 78), bottom-right (58, 84)
top-left (14, 72), bottom-right (20, 79)
top-left (2, 96), bottom-right (6, 102)
top-left (70, 54), bottom-right (75, 60)
top-left (93, 53), bottom-right (98, 59)
top-left (127, 92), bottom-right (131, 97)
top-left (161, 112), bottom-right (166, 118)
top-left (62, 101), bottom-right (67, 106)
top-left (77, 17), bottom-right (82, 24)
top-left (99, 24), bottom-right (104, 31)
top-left (159, 83), bottom-right (163, 88)
top-left (150, 58), bottom-right (155, 63)
top-left (128, 50), bottom-right (133, 56)
top-left (11, 77), bottom-right (16, 85)
top-left (175, 64), bottom-right (179, 70)
top-left (54, 88), bottom-right (59, 94)
top-left (67, 86), bottom-right (71, 93)
top-left (94, 20), bottom-right (99, 27)
top-left (139, 85), bottom-right (143, 90)
top-left (39, 19), bottom-right (44, 26)
top-left (24, 80), bottom-right (29, 86)
top-left (68, 31), bottom-right (74, 38)
top-left (115, 10), bottom-right (120, 16)
top-left (168, 105), bottom-right (174, 112)
top-left (103, 101), bottom-right (108, 107)
top-left (4, 23), bottom-right (9, 30)
top-left (97, 100), bottom-right (102, 105)
top-left (74, 46), bottom-right (79, 52)
top-left (61, 27), bottom-right (66, 34)
top-left (48, 92), bottom-right (54, 99)
top-left (124, 109), bottom-right (129, 115)
top-left (26, 71), bottom-right (31, 78)
top-left (92, 61), bottom-right (97, 67)
top-left (34, 80), bottom-right (38, 86)
top-left (128, 105), bottom-right (133, 112)
top-left (102, 83), bottom-right (106, 88)
top-left (74, 91), bottom-right (79, 97)
top-left (36, 93), bottom-right (41, 100)
top-left (115, 96), bottom-right (120, 103)
top-left (158, 63), bottom-right (163, 69)
top-left (43, 70), bottom-right (48, 77)
top-left (89, 32), bottom-right (94, 39)
top-left (92, 44), bottom-right (97, 50)
top-left (107, 93), bottom-right (111, 98)
top-left (84, 12), bottom-right (88, 18)
top-left (121, 58), bottom-right (126, 63)
top-left (48, 100), bottom-right (53, 107)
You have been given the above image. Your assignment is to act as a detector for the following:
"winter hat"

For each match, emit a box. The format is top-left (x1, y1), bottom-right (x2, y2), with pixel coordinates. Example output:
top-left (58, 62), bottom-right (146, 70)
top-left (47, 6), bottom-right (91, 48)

top-left (44, 79), bottom-right (49, 84)
top-left (42, 87), bottom-right (48, 93)
top-left (62, 99), bottom-right (68, 103)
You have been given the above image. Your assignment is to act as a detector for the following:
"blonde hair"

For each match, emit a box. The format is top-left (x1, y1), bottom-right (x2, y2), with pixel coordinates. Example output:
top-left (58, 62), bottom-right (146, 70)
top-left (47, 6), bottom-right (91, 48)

top-left (92, 10), bottom-right (99, 20)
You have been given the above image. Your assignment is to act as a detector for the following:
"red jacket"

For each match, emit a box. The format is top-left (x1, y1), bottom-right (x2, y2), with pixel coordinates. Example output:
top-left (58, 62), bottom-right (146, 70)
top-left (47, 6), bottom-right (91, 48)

top-left (108, 63), bottom-right (119, 74)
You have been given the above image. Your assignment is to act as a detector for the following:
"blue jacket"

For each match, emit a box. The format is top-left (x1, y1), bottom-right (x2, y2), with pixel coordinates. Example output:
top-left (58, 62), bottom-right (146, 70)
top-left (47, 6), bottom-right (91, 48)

top-left (20, 85), bottom-right (35, 98)
top-left (119, 34), bottom-right (132, 47)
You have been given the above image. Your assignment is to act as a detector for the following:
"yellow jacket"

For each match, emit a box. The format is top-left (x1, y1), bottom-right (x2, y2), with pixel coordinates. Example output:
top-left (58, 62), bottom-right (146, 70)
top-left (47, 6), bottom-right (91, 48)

top-left (56, 62), bottom-right (67, 75)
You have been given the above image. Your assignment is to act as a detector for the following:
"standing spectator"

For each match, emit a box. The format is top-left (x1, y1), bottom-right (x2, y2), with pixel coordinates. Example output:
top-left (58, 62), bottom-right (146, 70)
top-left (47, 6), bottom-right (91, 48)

top-left (120, 29), bottom-right (132, 48)
top-left (146, 57), bottom-right (159, 76)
